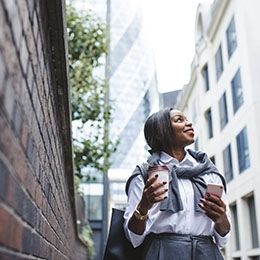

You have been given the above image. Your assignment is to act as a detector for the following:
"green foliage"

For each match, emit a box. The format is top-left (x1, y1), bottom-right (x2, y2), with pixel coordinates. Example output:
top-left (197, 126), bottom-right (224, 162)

top-left (80, 224), bottom-right (96, 259)
top-left (66, 5), bottom-right (118, 175)
top-left (67, 5), bottom-right (107, 123)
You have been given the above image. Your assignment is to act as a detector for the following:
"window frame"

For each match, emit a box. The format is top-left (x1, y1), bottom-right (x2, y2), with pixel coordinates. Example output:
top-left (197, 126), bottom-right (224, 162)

top-left (222, 144), bottom-right (233, 182)
top-left (226, 16), bottom-right (237, 59)
top-left (248, 195), bottom-right (259, 248)
top-left (205, 108), bottom-right (213, 139)
top-left (201, 63), bottom-right (210, 92)
top-left (231, 68), bottom-right (244, 114)
top-left (230, 203), bottom-right (240, 251)
top-left (215, 44), bottom-right (224, 81)
top-left (219, 92), bottom-right (229, 130)
top-left (236, 126), bottom-right (250, 173)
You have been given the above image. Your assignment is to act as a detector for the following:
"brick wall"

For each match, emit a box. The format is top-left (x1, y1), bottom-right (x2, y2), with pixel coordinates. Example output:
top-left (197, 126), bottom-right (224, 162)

top-left (0, 0), bottom-right (88, 259)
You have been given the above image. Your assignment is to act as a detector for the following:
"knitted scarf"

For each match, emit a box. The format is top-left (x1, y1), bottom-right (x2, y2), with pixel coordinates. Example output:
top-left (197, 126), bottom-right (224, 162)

top-left (147, 149), bottom-right (227, 213)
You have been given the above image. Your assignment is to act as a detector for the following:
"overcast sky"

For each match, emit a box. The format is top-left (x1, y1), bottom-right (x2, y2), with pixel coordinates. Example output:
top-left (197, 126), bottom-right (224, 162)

top-left (141, 0), bottom-right (214, 93)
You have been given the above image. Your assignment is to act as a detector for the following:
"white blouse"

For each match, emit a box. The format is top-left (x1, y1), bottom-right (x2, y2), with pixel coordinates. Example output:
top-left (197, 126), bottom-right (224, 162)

top-left (123, 151), bottom-right (231, 248)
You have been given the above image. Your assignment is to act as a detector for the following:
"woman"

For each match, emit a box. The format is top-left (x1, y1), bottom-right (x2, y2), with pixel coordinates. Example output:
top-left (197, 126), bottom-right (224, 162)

top-left (123, 108), bottom-right (231, 260)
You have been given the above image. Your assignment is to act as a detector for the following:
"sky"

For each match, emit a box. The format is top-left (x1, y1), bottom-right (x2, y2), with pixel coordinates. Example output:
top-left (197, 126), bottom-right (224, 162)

top-left (141, 0), bottom-right (214, 93)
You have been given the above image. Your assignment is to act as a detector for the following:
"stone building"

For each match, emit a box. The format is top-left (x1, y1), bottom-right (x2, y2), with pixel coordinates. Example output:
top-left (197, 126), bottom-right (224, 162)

top-left (177, 1), bottom-right (260, 259)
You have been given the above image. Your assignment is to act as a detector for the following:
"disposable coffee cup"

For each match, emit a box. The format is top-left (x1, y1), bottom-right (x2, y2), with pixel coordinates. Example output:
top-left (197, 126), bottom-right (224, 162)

top-left (148, 165), bottom-right (169, 197)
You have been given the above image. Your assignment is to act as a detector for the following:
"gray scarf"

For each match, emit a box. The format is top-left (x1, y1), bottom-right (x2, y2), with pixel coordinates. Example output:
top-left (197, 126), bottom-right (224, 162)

top-left (147, 149), bottom-right (227, 213)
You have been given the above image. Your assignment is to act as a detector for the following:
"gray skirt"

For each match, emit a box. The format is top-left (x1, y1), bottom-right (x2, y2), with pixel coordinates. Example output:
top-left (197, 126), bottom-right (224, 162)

top-left (141, 233), bottom-right (224, 260)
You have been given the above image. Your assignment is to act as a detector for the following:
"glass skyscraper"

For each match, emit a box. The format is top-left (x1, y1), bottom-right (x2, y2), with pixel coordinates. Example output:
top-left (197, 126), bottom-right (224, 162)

top-left (72, 0), bottom-right (159, 169)
top-left (107, 0), bottom-right (159, 169)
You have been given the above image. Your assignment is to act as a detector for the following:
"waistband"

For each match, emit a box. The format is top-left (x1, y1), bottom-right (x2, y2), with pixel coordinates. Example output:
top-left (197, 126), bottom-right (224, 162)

top-left (149, 232), bottom-right (213, 241)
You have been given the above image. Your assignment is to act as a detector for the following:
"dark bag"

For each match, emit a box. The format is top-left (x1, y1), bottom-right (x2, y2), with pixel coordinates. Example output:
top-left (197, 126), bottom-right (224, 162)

top-left (103, 164), bottom-right (149, 260)
top-left (103, 208), bottom-right (144, 260)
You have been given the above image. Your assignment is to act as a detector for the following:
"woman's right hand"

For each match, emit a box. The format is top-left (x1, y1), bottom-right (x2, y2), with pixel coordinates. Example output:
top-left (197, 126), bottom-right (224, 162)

top-left (137, 174), bottom-right (168, 213)
top-left (128, 174), bottom-right (168, 235)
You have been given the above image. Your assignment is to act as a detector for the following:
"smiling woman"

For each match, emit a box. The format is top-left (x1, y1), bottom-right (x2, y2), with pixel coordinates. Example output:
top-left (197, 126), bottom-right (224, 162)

top-left (123, 107), bottom-right (231, 260)
top-left (169, 110), bottom-right (195, 150)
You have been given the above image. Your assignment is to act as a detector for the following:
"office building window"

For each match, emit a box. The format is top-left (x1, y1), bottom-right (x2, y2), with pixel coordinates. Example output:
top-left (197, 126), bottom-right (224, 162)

top-left (223, 144), bottom-right (233, 182)
top-left (249, 256), bottom-right (260, 260)
top-left (236, 127), bottom-right (250, 173)
top-left (205, 108), bottom-right (213, 138)
top-left (202, 63), bottom-right (210, 91)
top-left (80, 171), bottom-right (104, 220)
top-left (86, 193), bottom-right (103, 220)
top-left (210, 156), bottom-right (215, 165)
top-left (230, 203), bottom-right (240, 250)
top-left (226, 16), bottom-right (237, 59)
top-left (231, 69), bottom-right (244, 113)
top-left (215, 44), bottom-right (224, 81)
top-left (219, 92), bottom-right (229, 130)
top-left (247, 195), bottom-right (259, 248)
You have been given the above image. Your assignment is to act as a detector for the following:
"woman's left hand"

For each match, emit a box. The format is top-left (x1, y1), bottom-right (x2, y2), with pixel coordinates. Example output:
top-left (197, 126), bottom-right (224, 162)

top-left (199, 193), bottom-right (230, 236)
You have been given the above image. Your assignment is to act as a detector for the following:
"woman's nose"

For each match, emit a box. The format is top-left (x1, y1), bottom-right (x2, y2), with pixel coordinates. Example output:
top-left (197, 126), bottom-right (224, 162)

top-left (185, 120), bottom-right (192, 126)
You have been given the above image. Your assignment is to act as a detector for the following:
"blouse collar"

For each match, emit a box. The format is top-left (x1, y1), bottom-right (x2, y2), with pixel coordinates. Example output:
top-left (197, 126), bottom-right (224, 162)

top-left (159, 150), bottom-right (198, 167)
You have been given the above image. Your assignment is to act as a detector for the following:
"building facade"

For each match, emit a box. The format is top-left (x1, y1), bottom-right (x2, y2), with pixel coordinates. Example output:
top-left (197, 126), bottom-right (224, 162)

top-left (0, 0), bottom-right (87, 259)
top-left (177, 1), bottom-right (260, 259)
top-left (107, 0), bottom-right (159, 169)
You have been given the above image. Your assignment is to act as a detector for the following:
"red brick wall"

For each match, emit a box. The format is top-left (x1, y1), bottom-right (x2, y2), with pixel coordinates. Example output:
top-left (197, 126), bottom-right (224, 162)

top-left (0, 0), bottom-right (87, 259)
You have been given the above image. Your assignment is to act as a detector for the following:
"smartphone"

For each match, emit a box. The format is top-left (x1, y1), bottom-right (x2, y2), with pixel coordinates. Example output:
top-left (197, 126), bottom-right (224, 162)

top-left (206, 183), bottom-right (223, 198)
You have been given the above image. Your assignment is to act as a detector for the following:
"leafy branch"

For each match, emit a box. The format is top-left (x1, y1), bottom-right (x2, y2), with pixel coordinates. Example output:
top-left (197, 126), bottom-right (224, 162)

top-left (67, 5), bottom-right (118, 176)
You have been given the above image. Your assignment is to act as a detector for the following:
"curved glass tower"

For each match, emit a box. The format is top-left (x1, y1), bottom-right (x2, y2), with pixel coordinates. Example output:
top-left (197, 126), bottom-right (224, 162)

top-left (107, 0), bottom-right (159, 169)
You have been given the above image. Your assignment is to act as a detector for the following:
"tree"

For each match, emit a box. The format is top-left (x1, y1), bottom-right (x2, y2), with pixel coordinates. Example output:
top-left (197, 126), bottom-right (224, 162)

top-left (66, 5), bottom-right (117, 177)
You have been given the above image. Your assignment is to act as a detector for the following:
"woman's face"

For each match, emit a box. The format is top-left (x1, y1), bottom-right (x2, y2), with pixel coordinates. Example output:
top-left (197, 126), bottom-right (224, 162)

top-left (170, 110), bottom-right (195, 148)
